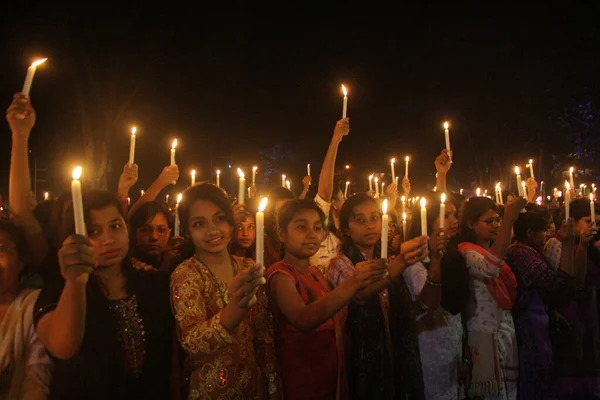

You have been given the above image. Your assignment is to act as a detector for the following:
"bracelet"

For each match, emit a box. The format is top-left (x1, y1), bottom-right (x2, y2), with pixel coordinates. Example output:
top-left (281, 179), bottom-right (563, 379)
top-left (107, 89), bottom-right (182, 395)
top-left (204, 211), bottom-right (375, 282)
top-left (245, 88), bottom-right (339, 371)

top-left (426, 277), bottom-right (442, 287)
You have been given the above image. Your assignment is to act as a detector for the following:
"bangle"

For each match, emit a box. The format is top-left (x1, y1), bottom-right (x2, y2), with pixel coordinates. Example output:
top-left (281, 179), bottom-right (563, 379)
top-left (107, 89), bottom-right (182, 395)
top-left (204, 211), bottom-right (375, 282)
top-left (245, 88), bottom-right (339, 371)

top-left (426, 277), bottom-right (442, 287)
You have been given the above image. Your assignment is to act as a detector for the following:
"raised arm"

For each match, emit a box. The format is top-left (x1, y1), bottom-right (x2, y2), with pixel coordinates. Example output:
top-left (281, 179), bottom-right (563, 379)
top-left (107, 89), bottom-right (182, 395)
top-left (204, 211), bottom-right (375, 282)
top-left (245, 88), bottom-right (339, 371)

top-left (116, 163), bottom-right (138, 203)
top-left (490, 197), bottom-right (528, 258)
top-left (299, 176), bottom-right (312, 200)
top-left (435, 149), bottom-right (451, 194)
top-left (128, 165), bottom-right (179, 216)
top-left (317, 118), bottom-right (349, 203)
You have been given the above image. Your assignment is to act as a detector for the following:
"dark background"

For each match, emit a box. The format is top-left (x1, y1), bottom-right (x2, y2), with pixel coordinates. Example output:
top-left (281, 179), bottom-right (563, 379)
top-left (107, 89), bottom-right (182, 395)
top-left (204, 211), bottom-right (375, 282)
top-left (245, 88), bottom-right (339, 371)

top-left (1, 3), bottom-right (599, 202)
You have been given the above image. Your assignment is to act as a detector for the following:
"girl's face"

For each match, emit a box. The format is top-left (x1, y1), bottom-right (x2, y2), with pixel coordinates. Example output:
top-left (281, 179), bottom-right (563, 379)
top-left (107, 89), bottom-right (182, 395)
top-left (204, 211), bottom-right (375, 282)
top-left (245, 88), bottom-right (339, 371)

top-left (0, 230), bottom-right (23, 293)
top-left (87, 206), bottom-right (129, 269)
top-left (529, 229), bottom-right (547, 249)
top-left (546, 222), bottom-right (556, 238)
top-left (347, 201), bottom-right (381, 248)
top-left (135, 212), bottom-right (171, 257)
top-left (574, 215), bottom-right (596, 236)
top-left (468, 209), bottom-right (502, 243)
top-left (279, 209), bottom-right (325, 259)
top-left (188, 200), bottom-right (233, 255)
top-left (433, 203), bottom-right (459, 238)
top-left (236, 217), bottom-right (256, 249)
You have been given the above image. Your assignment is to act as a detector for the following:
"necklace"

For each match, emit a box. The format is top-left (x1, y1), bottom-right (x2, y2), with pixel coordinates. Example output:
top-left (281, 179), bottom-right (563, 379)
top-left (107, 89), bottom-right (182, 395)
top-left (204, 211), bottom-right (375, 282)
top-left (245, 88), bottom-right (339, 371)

top-left (194, 256), bottom-right (238, 308)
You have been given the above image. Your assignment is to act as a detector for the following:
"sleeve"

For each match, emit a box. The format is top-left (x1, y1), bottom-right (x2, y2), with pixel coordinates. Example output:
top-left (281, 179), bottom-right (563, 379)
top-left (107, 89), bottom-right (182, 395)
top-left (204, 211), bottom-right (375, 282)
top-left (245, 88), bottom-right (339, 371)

top-left (326, 257), bottom-right (354, 288)
top-left (402, 263), bottom-right (428, 300)
top-left (170, 264), bottom-right (233, 357)
top-left (464, 249), bottom-right (503, 280)
top-left (252, 285), bottom-right (283, 399)
top-left (313, 194), bottom-right (331, 217)
top-left (543, 238), bottom-right (562, 271)
top-left (20, 323), bottom-right (53, 399)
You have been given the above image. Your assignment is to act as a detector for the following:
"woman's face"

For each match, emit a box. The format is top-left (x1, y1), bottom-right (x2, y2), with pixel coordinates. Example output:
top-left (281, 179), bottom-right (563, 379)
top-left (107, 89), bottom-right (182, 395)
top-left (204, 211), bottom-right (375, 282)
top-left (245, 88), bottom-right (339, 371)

top-left (347, 201), bottom-right (382, 248)
top-left (469, 209), bottom-right (502, 243)
top-left (87, 205), bottom-right (129, 269)
top-left (135, 212), bottom-right (171, 257)
top-left (546, 222), bottom-right (556, 238)
top-left (187, 200), bottom-right (233, 255)
top-left (433, 203), bottom-right (459, 238)
top-left (279, 209), bottom-right (324, 258)
top-left (529, 229), bottom-right (547, 249)
top-left (235, 216), bottom-right (256, 249)
top-left (574, 216), bottom-right (595, 236)
top-left (0, 230), bottom-right (23, 293)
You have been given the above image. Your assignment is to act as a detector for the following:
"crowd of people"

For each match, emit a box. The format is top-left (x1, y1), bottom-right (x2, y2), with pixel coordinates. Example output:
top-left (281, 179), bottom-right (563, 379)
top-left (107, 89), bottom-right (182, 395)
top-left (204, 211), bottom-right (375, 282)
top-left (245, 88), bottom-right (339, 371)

top-left (2, 92), bottom-right (600, 400)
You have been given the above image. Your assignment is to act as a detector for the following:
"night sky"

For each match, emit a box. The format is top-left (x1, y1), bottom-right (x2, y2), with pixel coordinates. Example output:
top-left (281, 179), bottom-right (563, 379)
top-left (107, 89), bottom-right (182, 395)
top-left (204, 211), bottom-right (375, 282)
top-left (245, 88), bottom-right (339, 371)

top-left (1, 3), bottom-right (599, 200)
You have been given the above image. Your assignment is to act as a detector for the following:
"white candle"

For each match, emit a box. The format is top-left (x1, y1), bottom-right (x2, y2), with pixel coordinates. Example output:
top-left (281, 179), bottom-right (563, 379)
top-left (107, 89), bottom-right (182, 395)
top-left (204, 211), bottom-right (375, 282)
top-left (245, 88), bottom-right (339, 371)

top-left (440, 193), bottom-right (446, 231)
top-left (341, 84), bottom-right (348, 118)
top-left (166, 194), bottom-right (169, 204)
top-left (401, 195), bottom-right (406, 216)
top-left (307, 164), bottom-right (311, 177)
top-left (141, 190), bottom-right (144, 197)
top-left (345, 181), bottom-right (350, 198)
top-left (565, 181), bottom-right (571, 220)
top-left (286, 180), bottom-right (291, 191)
top-left (515, 167), bottom-right (524, 197)
top-left (282, 174), bottom-right (286, 188)
top-left (129, 127), bottom-right (137, 165)
top-left (44, 192), bottom-right (49, 201)
top-left (191, 170), bottom-right (196, 186)
top-left (216, 170), bottom-right (221, 187)
top-left (540, 181), bottom-right (544, 198)
top-left (71, 167), bottom-right (86, 236)
top-left (420, 198), bottom-right (428, 236)
top-left (127, 197), bottom-right (130, 205)
top-left (405, 156), bottom-right (410, 177)
top-left (528, 159), bottom-right (535, 179)
top-left (174, 193), bottom-right (182, 236)
top-left (495, 183), bottom-right (501, 204)
top-left (170, 139), bottom-right (177, 166)
top-left (375, 177), bottom-right (380, 197)
top-left (381, 199), bottom-right (389, 259)
top-left (390, 158), bottom-right (396, 183)
top-left (402, 212), bottom-right (407, 240)
top-left (590, 194), bottom-right (596, 228)
top-left (476, 188), bottom-right (481, 197)
top-left (460, 188), bottom-right (464, 196)
top-left (569, 167), bottom-right (575, 189)
top-left (22, 58), bottom-right (47, 96)
top-left (444, 122), bottom-right (452, 162)
top-left (522, 181), bottom-right (527, 199)
top-left (369, 174), bottom-right (374, 192)
top-left (252, 166), bottom-right (257, 185)
top-left (238, 168), bottom-right (246, 205)
top-left (256, 198), bottom-right (268, 266)
top-left (381, 182), bottom-right (385, 194)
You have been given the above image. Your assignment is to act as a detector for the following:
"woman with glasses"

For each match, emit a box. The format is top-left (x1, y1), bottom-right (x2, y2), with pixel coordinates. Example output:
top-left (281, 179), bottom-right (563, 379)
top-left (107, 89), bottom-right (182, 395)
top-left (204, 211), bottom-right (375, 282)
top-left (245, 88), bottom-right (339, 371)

top-left (458, 196), bottom-right (527, 400)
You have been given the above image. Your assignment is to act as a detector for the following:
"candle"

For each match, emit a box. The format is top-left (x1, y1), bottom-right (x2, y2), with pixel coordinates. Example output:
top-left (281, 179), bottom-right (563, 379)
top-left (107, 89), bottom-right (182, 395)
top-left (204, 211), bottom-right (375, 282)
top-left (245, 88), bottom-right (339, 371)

top-left (256, 198), bottom-right (268, 266)
top-left (515, 167), bottom-right (524, 197)
top-left (420, 198), bottom-right (428, 236)
top-left (166, 194), bottom-right (169, 204)
top-left (540, 181), bottom-right (544, 198)
top-left (522, 181), bottom-right (527, 199)
top-left (141, 190), bottom-right (144, 197)
top-left (460, 188), bottom-right (464, 196)
top-left (129, 127), bottom-right (137, 165)
top-left (127, 197), bottom-right (130, 205)
top-left (174, 193), bottom-right (182, 236)
top-left (390, 158), bottom-right (396, 183)
top-left (375, 177), bottom-right (379, 197)
top-left (381, 199), bottom-right (389, 260)
top-left (170, 139), bottom-right (177, 166)
top-left (569, 167), bottom-right (575, 189)
top-left (238, 168), bottom-right (246, 205)
top-left (591, 194), bottom-right (597, 228)
top-left (381, 182), bottom-right (385, 195)
top-left (565, 181), bottom-right (571, 220)
top-left (443, 122), bottom-right (452, 162)
top-left (341, 84), bottom-right (348, 118)
top-left (191, 170), bottom-right (196, 186)
top-left (216, 170), bottom-right (221, 187)
top-left (476, 188), bottom-right (481, 197)
top-left (405, 156), bottom-right (410, 177)
top-left (527, 159), bottom-right (535, 179)
top-left (369, 174), bottom-right (374, 192)
top-left (252, 166), bottom-right (257, 185)
top-left (286, 180), bottom-right (291, 191)
top-left (22, 58), bottom-right (48, 96)
top-left (402, 212), bottom-right (407, 241)
top-left (345, 181), bottom-right (350, 198)
top-left (401, 195), bottom-right (406, 216)
top-left (71, 167), bottom-right (86, 236)
top-left (44, 192), bottom-right (49, 201)
top-left (440, 193), bottom-right (446, 231)
top-left (282, 174), bottom-right (286, 188)
top-left (307, 164), bottom-right (311, 177)
top-left (495, 183), bottom-right (502, 204)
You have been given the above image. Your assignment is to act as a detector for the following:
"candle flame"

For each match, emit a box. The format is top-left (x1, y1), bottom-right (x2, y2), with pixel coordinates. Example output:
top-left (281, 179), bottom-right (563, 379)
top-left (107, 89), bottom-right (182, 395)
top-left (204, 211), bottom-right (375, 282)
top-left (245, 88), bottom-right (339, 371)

top-left (570, 167), bottom-right (574, 174)
top-left (402, 212), bottom-right (407, 222)
top-left (391, 158), bottom-right (395, 164)
top-left (529, 159), bottom-right (533, 164)
top-left (171, 139), bottom-right (178, 149)
top-left (401, 195), bottom-right (406, 202)
top-left (341, 84), bottom-right (347, 96)
top-left (382, 199), bottom-right (388, 214)
top-left (346, 181), bottom-right (350, 185)
top-left (258, 197), bottom-right (268, 212)
top-left (420, 197), bottom-right (427, 208)
top-left (514, 166), bottom-right (520, 175)
top-left (591, 193), bottom-right (594, 202)
top-left (131, 127), bottom-right (137, 135)
top-left (282, 174), bottom-right (286, 179)
top-left (253, 166), bottom-right (258, 172)
top-left (44, 192), bottom-right (49, 199)
top-left (476, 188), bottom-right (481, 196)
top-left (31, 58), bottom-right (48, 67)
top-left (369, 174), bottom-right (374, 180)
top-left (237, 168), bottom-right (245, 178)
top-left (405, 156), bottom-right (409, 162)
top-left (565, 181), bottom-right (570, 190)
top-left (191, 169), bottom-right (196, 176)
top-left (496, 182), bottom-right (501, 190)
top-left (72, 166), bottom-right (82, 180)
top-left (441, 193), bottom-right (446, 203)
top-left (443, 121), bottom-right (449, 129)
top-left (177, 193), bottom-right (182, 204)
top-left (374, 177), bottom-right (379, 183)
top-left (521, 181), bottom-right (526, 188)
top-left (216, 169), bottom-right (221, 175)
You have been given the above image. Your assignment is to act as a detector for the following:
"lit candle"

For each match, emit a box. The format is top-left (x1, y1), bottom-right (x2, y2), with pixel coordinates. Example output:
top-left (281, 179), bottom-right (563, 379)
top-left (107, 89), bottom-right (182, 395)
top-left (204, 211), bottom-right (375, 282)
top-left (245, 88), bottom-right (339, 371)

top-left (282, 174), bottom-right (286, 188)
top-left (440, 193), bottom-right (446, 231)
top-left (495, 183), bottom-right (502, 204)
top-left (591, 194), bottom-right (596, 228)
top-left (460, 188), bottom-right (464, 196)
top-left (307, 164), bottom-right (311, 177)
top-left (375, 177), bottom-right (380, 197)
top-left (341, 84), bottom-right (348, 118)
top-left (170, 139), bottom-right (177, 166)
top-left (420, 198), bottom-right (428, 236)
top-left (381, 199), bottom-right (389, 259)
top-left (129, 127), bottom-right (137, 165)
top-left (71, 167), bottom-right (86, 236)
top-left (174, 193), bottom-right (182, 236)
top-left (166, 194), bottom-right (169, 204)
top-left (405, 156), bottom-right (410, 177)
top-left (216, 170), bottom-right (221, 187)
top-left (44, 192), bottom-right (49, 201)
top-left (191, 169), bottom-right (196, 186)
top-left (286, 180), bottom-right (291, 191)
top-left (402, 212), bottom-right (407, 240)
top-left (527, 159), bottom-right (535, 179)
top-left (390, 158), bottom-right (396, 183)
top-left (540, 181), bottom-right (544, 198)
top-left (238, 168), bottom-right (246, 205)
top-left (401, 195), bottom-right (406, 215)
top-left (256, 198), bottom-right (268, 266)
top-left (252, 166), bottom-right (258, 185)
top-left (369, 174), bottom-right (374, 192)
top-left (569, 167), bottom-right (575, 189)
top-left (476, 188), bottom-right (481, 197)
top-left (381, 182), bottom-right (385, 194)
top-left (515, 166), bottom-right (524, 197)
top-left (522, 181), bottom-right (527, 199)
top-left (345, 181), bottom-right (350, 198)
top-left (565, 181), bottom-right (571, 220)
top-left (127, 197), bottom-right (130, 205)
top-left (22, 58), bottom-right (48, 96)
top-left (141, 190), bottom-right (144, 197)
top-left (443, 122), bottom-right (452, 162)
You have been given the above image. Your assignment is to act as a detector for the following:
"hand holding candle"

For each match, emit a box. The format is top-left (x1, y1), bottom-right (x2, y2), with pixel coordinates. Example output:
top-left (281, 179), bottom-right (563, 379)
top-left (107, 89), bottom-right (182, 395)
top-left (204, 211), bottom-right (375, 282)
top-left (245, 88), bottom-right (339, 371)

top-left (256, 198), bottom-right (268, 266)
top-left (71, 167), bottom-right (86, 236)
top-left (22, 58), bottom-right (48, 96)
top-left (381, 199), bottom-right (389, 260)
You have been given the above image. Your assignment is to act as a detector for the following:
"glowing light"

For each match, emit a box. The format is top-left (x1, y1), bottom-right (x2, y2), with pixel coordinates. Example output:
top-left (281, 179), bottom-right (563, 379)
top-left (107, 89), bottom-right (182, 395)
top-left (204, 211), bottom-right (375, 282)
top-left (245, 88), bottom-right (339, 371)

top-left (258, 197), bottom-right (268, 212)
top-left (72, 166), bottom-right (82, 180)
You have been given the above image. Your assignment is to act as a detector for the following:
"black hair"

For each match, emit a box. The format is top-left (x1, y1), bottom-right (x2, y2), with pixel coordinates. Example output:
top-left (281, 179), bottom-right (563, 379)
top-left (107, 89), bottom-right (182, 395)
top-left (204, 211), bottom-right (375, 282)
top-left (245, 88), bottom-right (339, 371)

top-left (338, 194), bottom-right (382, 265)
top-left (569, 197), bottom-right (600, 222)
top-left (0, 220), bottom-right (29, 267)
top-left (459, 197), bottom-right (500, 244)
top-left (129, 201), bottom-right (174, 243)
top-left (177, 182), bottom-right (235, 237)
top-left (266, 186), bottom-right (295, 238)
top-left (513, 203), bottom-right (551, 243)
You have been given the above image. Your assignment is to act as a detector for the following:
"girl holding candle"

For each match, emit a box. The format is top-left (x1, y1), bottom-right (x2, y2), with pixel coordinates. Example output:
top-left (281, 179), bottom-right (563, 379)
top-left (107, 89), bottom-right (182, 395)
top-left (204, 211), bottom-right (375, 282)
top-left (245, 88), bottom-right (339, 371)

top-left (34, 190), bottom-right (175, 399)
top-left (327, 194), bottom-right (429, 399)
top-left (457, 195), bottom-right (527, 400)
top-left (170, 183), bottom-right (281, 399)
top-left (266, 199), bottom-right (388, 400)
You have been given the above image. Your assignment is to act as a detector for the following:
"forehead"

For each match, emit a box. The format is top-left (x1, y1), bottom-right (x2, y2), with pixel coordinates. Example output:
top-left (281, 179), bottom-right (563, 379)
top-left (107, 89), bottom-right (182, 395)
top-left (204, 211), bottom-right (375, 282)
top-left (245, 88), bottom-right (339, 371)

top-left (480, 209), bottom-right (499, 219)
top-left (145, 212), bottom-right (169, 226)
top-left (291, 209), bottom-right (322, 222)
top-left (352, 202), bottom-right (379, 215)
top-left (446, 203), bottom-right (457, 213)
top-left (189, 200), bottom-right (224, 217)
top-left (89, 206), bottom-right (123, 224)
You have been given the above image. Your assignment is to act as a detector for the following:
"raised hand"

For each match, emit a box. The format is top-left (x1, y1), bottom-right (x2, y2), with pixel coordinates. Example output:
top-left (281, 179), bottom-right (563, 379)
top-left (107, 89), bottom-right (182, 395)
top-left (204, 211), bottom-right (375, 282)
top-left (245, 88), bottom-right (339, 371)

top-left (429, 228), bottom-right (450, 259)
top-left (118, 163), bottom-right (139, 193)
top-left (402, 176), bottom-right (411, 196)
top-left (6, 93), bottom-right (35, 137)
top-left (333, 118), bottom-right (350, 143)
top-left (157, 165), bottom-right (179, 187)
top-left (503, 197), bottom-right (528, 224)
top-left (58, 235), bottom-right (95, 284)
top-left (302, 175), bottom-right (312, 188)
top-left (400, 235), bottom-right (429, 265)
top-left (435, 150), bottom-right (452, 174)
